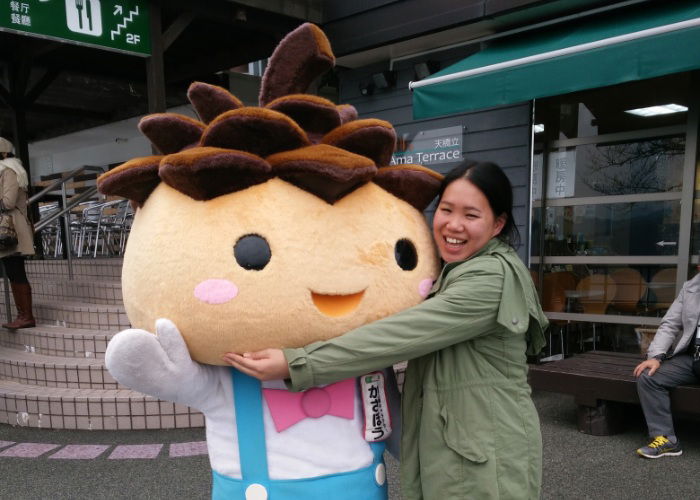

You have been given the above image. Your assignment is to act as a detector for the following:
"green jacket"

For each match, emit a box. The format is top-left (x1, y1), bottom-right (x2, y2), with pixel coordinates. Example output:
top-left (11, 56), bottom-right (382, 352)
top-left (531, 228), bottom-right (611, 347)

top-left (285, 238), bottom-right (549, 499)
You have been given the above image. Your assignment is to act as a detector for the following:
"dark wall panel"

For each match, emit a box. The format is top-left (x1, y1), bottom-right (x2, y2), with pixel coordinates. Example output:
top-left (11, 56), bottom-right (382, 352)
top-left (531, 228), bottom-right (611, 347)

top-left (338, 53), bottom-right (532, 261)
top-left (323, 0), bottom-right (615, 55)
top-left (324, 0), bottom-right (486, 55)
top-left (467, 145), bottom-right (531, 169)
top-left (324, 0), bottom-right (400, 21)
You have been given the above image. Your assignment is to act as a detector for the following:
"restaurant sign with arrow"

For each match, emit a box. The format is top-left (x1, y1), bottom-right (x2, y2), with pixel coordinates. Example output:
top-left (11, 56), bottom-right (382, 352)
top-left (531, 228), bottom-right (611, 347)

top-left (0, 0), bottom-right (150, 56)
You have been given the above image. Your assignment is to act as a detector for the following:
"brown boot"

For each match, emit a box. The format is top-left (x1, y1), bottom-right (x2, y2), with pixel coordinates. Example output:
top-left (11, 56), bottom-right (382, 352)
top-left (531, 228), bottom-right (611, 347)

top-left (2, 282), bottom-right (36, 329)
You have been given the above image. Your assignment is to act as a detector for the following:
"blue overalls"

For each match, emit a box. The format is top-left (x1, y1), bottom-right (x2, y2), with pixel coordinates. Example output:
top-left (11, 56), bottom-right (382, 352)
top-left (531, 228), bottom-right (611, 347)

top-left (212, 368), bottom-right (388, 499)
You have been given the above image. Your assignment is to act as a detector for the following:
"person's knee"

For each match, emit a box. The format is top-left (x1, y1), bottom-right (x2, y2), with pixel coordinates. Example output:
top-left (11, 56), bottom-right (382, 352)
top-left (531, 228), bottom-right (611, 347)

top-left (637, 371), bottom-right (658, 391)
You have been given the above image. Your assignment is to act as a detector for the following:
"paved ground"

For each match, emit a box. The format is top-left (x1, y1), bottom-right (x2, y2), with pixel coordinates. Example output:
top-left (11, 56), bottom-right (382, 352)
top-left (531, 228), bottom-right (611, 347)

top-left (2, 390), bottom-right (700, 499)
top-left (537, 390), bottom-right (700, 500)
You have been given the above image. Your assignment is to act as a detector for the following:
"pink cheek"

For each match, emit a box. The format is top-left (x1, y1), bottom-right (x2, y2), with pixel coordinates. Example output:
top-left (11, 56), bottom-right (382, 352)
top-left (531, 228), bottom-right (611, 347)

top-left (194, 279), bottom-right (239, 305)
top-left (418, 278), bottom-right (434, 299)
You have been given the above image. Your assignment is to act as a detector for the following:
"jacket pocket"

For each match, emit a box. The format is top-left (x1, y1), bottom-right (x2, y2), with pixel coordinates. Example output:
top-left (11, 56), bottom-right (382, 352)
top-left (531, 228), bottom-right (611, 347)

top-left (439, 405), bottom-right (488, 464)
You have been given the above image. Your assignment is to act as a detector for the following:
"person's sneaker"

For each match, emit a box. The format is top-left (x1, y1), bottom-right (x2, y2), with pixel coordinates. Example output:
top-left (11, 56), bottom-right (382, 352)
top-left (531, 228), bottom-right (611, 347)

top-left (636, 436), bottom-right (682, 458)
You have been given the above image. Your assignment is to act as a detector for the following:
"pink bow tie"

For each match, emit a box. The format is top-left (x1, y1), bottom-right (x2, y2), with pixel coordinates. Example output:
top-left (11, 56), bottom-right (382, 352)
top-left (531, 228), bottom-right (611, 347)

top-left (262, 378), bottom-right (355, 432)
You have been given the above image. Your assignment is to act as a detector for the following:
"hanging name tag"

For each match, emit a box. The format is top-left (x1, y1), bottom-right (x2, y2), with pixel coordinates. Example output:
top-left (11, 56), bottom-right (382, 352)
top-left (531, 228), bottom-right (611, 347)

top-left (361, 372), bottom-right (392, 442)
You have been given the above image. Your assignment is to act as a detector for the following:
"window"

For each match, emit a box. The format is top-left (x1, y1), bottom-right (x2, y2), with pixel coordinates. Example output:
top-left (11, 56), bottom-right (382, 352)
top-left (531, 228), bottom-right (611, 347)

top-left (530, 72), bottom-right (697, 356)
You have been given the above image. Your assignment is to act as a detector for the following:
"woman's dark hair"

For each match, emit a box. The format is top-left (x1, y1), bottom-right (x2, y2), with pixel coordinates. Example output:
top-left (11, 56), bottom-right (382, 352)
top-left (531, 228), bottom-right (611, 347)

top-left (437, 159), bottom-right (520, 248)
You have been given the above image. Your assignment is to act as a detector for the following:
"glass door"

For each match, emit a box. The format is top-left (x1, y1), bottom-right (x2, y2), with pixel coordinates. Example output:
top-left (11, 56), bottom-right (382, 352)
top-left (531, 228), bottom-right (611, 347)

top-left (530, 72), bottom-right (699, 357)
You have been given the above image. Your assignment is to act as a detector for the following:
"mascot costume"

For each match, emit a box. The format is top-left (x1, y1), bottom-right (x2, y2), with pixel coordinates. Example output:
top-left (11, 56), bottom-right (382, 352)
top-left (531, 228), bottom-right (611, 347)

top-left (99, 23), bottom-right (442, 500)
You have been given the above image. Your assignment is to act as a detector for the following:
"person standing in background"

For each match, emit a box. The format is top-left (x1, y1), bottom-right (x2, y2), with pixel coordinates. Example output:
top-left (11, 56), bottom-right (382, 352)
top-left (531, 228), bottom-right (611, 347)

top-left (0, 137), bottom-right (36, 329)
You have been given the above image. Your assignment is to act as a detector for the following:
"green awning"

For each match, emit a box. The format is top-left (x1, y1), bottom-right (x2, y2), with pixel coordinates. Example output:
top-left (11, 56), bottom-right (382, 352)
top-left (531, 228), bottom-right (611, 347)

top-left (411, 2), bottom-right (700, 120)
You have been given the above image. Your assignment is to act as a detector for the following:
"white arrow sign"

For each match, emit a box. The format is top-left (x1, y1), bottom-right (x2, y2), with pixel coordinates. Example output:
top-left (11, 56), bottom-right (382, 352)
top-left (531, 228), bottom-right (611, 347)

top-left (114, 5), bottom-right (123, 16)
top-left (110, 5), bottom-right (140, 41)
top-left (656, 241), bottom-right (678, 247)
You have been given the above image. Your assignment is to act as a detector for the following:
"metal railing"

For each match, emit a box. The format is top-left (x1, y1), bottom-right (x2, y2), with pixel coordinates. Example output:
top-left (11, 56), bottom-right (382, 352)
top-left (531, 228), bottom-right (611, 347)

top-left (30, 165), bottom-right (106, 279)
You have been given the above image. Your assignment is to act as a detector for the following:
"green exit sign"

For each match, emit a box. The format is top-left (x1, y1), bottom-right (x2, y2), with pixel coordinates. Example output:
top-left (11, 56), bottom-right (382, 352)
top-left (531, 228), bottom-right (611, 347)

top-left (0, 0), bottom-right (150, 56)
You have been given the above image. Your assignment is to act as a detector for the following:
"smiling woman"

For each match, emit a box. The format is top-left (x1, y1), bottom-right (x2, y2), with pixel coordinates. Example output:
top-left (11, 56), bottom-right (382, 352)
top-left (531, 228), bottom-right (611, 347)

top-left (432, 160), bottom-right (519, 264)
top-left (433, 178), bottom-right (504, 263)
top-left (228, 159), bottom-right (549, 500)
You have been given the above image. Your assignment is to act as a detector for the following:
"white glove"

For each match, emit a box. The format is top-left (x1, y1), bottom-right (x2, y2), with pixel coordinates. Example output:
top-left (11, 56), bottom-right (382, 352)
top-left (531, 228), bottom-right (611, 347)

top-left (105, 318), bottom-right (210, 406)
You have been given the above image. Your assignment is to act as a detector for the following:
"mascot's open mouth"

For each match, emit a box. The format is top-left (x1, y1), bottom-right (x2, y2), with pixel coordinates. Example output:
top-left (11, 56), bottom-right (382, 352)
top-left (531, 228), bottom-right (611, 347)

top-left (311, 290), bottom-right (365, 317)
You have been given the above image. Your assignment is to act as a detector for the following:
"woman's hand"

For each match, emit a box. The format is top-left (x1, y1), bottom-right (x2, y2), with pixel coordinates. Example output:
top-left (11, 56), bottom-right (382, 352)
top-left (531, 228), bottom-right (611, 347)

top-left (222, 349), bottom-right (290, 381)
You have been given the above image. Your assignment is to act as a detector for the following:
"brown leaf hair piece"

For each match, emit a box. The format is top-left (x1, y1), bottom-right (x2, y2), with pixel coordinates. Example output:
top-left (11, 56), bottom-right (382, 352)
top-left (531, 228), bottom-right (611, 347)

top-left (159, 147), bottom-right (272, 201)
top-left (139, 114), bottom-right (205, 155)
top-left (323, 119), bottom-right (396, 167)
top-left (259, 23), bottom-right (334, 106)
top-left (266, 94), bottom-right (341, 144)
top-left (374, 164), bottom-right (444, 211)
top-left (98, 23), bottom-right (444, 212)
top-left (187, 81), bottom-right (244, 124)
top-left (97, 156), bottom-right (162, 207)
top-left (337, 104), bottom-right (358, 125)
top-left (200, 107), bottom-right (310, 158)
top-left (267, 144), bottom-right (377, 204)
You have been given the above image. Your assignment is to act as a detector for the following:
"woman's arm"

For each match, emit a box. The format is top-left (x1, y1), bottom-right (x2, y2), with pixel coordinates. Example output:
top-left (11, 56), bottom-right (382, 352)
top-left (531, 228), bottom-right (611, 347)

top-left (0, 168), bottom-right (19, 211)
top-left (227, 258), bottom-right (505, 389)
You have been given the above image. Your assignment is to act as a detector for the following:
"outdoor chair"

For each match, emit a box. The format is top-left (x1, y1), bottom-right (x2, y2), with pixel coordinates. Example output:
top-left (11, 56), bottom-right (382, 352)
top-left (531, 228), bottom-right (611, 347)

top-left (78, 199), bottom-right (131, 257)
top-left (542, 271), bottom-right (577, 358)
top-left (576, 274), bottom-right (617, 350)
top-left (647, 268), bottom-right (676, 316)
top-left (609, 268), bottom-right (647, 314)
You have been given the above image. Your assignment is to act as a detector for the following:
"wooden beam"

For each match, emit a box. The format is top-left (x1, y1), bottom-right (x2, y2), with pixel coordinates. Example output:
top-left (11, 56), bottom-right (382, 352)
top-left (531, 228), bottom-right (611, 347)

top-left (146, 2), bottom-right (167, 114)
top-left (27, 103), bottom-right (112, 120)
top-left (157, 0), bottom-right (298, 36)
top-left (10, 105), bottom-right (30, 179)
top-left (27, 39), bottom-right (60, 59)
top-left (162, 11), bottom-right (195, 51)
top-left (165, 44), bottom-right (272, 85)
top-left (10, 59), bottom-right (32, 102)
top-left (0, 83), bottom-right (11, 107)
top-left (24, 68), bottom-right (61, 105)
top-left (6, 56), bottom-right (32, 177)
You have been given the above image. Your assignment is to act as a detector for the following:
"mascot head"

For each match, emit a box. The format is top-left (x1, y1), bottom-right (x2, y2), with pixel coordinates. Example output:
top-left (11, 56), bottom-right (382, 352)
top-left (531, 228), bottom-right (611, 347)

top-left (98, 24), bottom-right (442, 365)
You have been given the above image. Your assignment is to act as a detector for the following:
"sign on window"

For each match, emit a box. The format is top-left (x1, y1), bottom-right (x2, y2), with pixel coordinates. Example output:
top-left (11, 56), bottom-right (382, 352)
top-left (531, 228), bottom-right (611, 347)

top-left (532, 150), bottom-right (577, 200)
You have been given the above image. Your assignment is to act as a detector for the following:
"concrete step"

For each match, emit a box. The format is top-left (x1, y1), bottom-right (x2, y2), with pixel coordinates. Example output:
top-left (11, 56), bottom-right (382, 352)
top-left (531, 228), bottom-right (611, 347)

top-left (0, 257), bottom-right (206, 430)
top-left (0, 379), bottom-right (204, 430)
top-left (26, 258), bottom-right (123, 280)
top-left (0, 325), bottom-right (112, 359)
top-left (0, 299), bottom-right (129, 331)
top-left (0, 347), bottom-right (118, 390)
top-left (0, 277), bottom-right (122, 305)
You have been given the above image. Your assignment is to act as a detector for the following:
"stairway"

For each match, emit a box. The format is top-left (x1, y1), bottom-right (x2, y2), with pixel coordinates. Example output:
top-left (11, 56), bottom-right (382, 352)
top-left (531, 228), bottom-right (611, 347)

top-left (0, 258), bottom-right (204, 430)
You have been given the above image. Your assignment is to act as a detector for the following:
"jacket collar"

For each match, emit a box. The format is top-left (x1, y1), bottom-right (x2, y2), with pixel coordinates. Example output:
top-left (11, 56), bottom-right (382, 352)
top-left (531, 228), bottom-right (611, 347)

top-left (685, 273), bottom-right (700, 293)
top-left (431, 238), bottom-right (548, 356)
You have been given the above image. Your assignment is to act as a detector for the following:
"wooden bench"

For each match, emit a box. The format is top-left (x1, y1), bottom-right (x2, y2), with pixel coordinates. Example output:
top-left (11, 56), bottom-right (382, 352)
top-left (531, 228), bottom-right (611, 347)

top-left (528, 351), bottom-right (700, 435)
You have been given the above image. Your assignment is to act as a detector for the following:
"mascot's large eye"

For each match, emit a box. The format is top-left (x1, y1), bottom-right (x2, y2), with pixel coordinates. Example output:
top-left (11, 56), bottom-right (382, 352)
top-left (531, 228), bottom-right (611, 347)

top-left (394, 239), bottom-right (417, 271)
top-left (234, 234), bottom-right (271, 270)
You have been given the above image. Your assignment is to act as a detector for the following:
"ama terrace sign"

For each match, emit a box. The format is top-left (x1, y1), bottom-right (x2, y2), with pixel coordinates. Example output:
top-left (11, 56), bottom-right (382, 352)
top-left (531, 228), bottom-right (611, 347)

top-left (0, 0), bottom-right (150, 56)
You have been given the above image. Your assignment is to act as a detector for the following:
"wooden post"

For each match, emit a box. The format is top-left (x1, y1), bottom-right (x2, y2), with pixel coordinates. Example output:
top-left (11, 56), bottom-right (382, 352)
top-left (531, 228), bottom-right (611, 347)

top-left (10, 105), bottom-right (29, 177)
top-left (7, 60), bottom-right (31, 180)
top-left (146, 2), bottom-right (166, 115)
